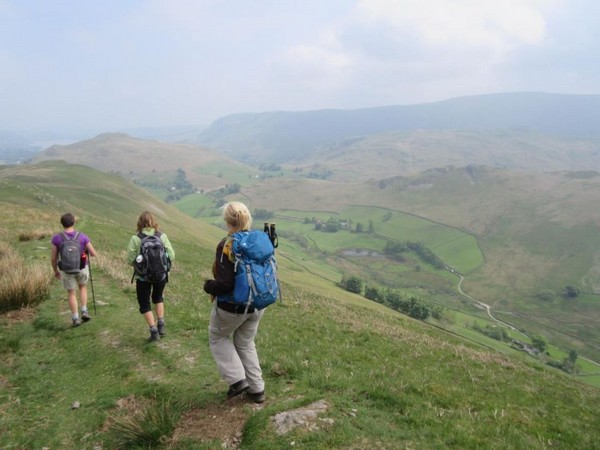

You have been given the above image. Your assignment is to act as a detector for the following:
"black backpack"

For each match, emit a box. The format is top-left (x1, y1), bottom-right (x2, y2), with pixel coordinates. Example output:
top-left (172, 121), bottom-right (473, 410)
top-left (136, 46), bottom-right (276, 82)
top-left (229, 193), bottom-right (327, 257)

top-left (58, 232), bottom-right (82, 274)
top-left (133, 232), bottom-right (169, 283)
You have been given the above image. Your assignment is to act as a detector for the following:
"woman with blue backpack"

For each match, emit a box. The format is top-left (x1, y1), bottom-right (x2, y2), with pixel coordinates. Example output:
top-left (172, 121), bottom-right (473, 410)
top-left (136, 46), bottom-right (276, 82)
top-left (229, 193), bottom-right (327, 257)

top-left (203, 201), bottom-right (269, 403)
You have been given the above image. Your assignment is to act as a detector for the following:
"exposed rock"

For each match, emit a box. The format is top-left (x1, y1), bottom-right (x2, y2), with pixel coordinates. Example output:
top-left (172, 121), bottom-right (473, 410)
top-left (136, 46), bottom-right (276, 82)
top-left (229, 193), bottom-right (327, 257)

top-left (271, 399), bottom-right (331, 435)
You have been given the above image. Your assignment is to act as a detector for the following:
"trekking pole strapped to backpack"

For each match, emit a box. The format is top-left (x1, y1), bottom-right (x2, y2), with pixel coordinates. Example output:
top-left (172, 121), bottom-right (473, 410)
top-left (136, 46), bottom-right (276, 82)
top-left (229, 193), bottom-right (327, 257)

top-left (264, 222), bottom-right (278, 248)
top-left (264, 223), bottom-right (282, 303)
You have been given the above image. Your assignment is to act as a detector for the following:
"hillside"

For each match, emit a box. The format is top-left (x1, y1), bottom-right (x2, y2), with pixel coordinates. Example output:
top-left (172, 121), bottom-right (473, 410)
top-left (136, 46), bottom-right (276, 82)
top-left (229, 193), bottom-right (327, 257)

top-left (196, 92), bottom-right (600, 163)
top-left (297, 129), bottom-right (600, 181)
top-left (28, 132), bottom-right (251, 192)
top-left (1, 162), bottom-right (599, 448)
top-left (240, 166), bottom-right (600, 363)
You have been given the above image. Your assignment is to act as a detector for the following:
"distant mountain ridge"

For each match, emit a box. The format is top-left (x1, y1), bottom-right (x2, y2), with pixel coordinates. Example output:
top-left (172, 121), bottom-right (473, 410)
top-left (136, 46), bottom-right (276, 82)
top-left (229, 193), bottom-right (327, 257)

top-left (28, 132), bottom-right (243, 190)
top-left (196, 92), bottom-right (600, 163)
top-left (300, 129), bottom-right (600, 180)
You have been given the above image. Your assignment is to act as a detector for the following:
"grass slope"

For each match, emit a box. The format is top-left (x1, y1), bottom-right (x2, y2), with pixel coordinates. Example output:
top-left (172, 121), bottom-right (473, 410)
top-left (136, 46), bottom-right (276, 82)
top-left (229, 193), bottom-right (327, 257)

top-left (1, 162), bottom-right (599, 448)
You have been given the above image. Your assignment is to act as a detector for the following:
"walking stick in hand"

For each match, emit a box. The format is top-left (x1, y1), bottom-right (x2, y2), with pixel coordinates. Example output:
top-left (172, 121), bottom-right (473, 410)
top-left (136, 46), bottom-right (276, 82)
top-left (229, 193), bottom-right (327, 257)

top-left (87, 252), bottom-right (97, 315)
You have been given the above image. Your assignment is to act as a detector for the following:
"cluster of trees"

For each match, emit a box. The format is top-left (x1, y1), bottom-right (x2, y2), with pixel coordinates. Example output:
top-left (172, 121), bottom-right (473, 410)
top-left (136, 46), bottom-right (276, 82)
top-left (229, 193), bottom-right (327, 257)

top-left (160, 168), bottom-right (196, 203)
top-left (339, 275), bottom-right (442, 321)
top-left (563, 285), bottom-right (580, 299)
top-left (323, 217), bottom-right (342, 232)
top-left (312, 217), bottom-right (346, 232)
top-left (471, 321), bottom-right (581, 376)
top-left (536, 285), bottom-right (582, 303)
top-left (254, 208), bottom-right (274, 220)
top-left (259, 163), bottom-right (281, 171)
top-left (308, 216), bottom-right (375, 233)
top-left (384, 240), bottom-right (445, 269)
top-left (471, 322), bottom-right (511, 342)
top-left (473, 323), bottom-right (550, 355)
top-left (547, 350), bottom-right (579, 374)
top-left (215, 183), bottom-right (241, 197)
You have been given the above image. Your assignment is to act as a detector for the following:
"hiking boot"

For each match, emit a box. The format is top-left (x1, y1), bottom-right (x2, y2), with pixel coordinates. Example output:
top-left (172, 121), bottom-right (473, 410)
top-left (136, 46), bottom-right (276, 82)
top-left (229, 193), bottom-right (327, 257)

top-left (72, 318), bottom-right (82, 328)
top-left (81, 311), bottom-right (92, 322)
top-left (157, 321), bottom-right (166, 337)
top-left (148, 327), bottom-right (160, 342)
top-left (247, 390), bottom-right (265, 403)
top-left (227, 379), bottom-right (249, 398)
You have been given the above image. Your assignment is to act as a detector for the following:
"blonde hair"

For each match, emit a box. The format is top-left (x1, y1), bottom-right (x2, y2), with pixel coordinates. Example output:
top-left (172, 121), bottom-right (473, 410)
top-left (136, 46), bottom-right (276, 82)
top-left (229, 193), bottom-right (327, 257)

top-left (136, 211), bottom-right (160, 232)
top-left (222, 201), bottom-right (252, 233)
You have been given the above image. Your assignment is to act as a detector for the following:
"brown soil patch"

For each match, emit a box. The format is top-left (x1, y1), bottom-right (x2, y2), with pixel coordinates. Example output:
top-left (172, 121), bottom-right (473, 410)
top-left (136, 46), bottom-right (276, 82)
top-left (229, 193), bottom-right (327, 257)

top-left (1, 306), bottom-right (36, 324)
top-left (168, 398), bottom-right (249, 449)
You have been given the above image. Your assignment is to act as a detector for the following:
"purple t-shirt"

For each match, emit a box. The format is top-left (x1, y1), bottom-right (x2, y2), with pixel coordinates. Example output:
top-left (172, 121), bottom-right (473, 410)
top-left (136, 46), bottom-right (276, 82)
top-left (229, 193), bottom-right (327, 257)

top-left (51, 231), bottom-right (91, 267)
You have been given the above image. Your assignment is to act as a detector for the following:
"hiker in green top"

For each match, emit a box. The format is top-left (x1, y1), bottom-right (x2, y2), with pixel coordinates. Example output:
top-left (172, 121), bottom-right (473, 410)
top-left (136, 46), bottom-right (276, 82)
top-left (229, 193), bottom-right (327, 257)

top-left (126, 211), bottom-right (175, 342)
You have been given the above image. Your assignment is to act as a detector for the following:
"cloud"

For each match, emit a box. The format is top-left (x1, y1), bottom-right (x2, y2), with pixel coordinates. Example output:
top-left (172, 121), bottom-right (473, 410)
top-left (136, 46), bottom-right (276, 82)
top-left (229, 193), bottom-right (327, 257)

top-left (0, 0), bottom-right (596, 133)
top-left (355, 0), bottom-right (549, 47)
top-left (263, 0), bottom-right (562, 108)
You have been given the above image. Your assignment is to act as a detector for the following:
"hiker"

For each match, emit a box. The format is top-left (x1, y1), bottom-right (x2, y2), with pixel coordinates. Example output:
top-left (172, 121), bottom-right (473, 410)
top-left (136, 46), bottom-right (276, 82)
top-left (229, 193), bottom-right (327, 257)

top-left (203, 201), bottom-right (266, 403)
top-left (126, 211), bottom-right (175, 342)
top-left (50, 213), bottom-right (97, 327)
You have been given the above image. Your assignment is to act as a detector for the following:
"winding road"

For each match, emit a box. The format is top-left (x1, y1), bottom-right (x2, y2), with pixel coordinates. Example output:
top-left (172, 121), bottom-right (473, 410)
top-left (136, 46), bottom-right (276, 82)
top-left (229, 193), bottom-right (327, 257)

top-left (448, 267), bottom-right (600, 369)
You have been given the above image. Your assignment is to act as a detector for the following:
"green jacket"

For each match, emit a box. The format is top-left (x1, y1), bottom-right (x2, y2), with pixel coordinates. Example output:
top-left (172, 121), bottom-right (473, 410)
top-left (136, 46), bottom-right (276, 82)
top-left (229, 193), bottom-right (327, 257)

top-left (126, 227), bottom-right (175, 281)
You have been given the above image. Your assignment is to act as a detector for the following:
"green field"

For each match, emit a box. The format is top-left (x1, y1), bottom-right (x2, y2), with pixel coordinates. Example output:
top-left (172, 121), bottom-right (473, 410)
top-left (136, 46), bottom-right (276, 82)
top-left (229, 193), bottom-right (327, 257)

top-left (173, 192), bottom-right (216, 217)
top-left (193, 160), bottom-right (259, 187)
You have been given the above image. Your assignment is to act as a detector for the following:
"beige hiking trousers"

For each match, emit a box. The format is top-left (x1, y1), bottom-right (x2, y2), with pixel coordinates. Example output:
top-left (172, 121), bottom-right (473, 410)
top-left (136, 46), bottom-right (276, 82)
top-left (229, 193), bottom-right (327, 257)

top-left (208, 304), bottom-right (265, 393)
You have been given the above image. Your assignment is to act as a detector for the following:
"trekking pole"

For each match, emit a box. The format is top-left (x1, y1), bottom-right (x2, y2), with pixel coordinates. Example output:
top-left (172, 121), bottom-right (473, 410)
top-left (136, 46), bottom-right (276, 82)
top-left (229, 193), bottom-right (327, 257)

top-left (265, 223), bottom-right (283, 304)
top-left (88, 252), bottom-right (97, 315)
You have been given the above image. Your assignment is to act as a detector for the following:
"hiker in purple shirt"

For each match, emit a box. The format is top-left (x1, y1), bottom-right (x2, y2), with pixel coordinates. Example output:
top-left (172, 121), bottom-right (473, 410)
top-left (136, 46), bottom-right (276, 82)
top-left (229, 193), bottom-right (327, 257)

top-left (50, 213), bottom-right (97, 327)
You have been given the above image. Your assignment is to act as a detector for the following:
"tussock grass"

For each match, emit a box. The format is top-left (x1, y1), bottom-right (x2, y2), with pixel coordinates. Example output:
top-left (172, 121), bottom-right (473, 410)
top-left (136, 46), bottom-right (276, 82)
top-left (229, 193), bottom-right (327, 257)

top-left (107, 394), bottom-right (182, 448)
top-left (0, 243), bottom-right (52, 313)
top-left (18, 229), bottom-right (52, 241)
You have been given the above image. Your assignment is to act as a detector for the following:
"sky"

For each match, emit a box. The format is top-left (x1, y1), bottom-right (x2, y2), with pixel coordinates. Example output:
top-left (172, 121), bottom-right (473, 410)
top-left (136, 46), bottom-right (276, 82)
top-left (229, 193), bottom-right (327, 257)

top-left (1, 0), bottom-right (599, 135)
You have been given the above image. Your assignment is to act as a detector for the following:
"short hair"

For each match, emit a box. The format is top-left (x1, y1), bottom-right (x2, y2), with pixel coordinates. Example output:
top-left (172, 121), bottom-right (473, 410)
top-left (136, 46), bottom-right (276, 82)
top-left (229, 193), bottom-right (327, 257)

top-left (136, 211), bottom-right (160, 232)
top-left (60, 213), bottom-right (75, 228)
top-left (222, 201), bottom-right (252, 232)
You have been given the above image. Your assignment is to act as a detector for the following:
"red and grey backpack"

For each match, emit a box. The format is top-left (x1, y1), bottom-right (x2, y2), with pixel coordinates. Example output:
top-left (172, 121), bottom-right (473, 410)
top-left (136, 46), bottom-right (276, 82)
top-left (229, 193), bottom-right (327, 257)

top-left (58, 232), bottom-right (82, 274)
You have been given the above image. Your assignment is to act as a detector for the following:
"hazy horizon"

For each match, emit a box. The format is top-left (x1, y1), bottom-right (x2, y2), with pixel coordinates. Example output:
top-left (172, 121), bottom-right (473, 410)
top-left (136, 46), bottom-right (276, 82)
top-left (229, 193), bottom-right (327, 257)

top-left (2, 1), bottom-right (599, 135)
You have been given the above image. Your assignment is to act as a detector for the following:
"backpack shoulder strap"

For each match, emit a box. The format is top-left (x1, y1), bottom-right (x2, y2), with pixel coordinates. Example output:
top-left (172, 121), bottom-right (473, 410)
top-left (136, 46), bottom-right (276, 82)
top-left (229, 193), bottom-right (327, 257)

top-left (224, 236), bottom-right (234, 255)
top-left (230, 232), bottom-right (245, 258)
top-left (138, 231), bottom-right (161, 239)
top-left (61, 231), bottom-right (79, 241)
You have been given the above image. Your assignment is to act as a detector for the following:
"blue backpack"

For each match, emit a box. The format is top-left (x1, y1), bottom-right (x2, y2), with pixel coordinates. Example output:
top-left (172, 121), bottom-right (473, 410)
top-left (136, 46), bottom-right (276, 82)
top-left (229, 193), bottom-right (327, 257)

top-left (231, 230), bottom-right (279, 310)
